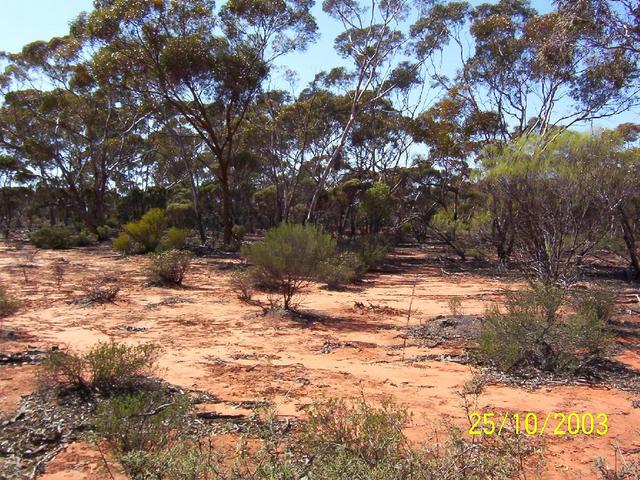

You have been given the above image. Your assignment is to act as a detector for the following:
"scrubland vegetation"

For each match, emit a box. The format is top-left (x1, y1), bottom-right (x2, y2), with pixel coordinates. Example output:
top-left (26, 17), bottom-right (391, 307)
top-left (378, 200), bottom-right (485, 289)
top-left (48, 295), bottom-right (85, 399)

top-left (1, 0), bottom-right (640, 478)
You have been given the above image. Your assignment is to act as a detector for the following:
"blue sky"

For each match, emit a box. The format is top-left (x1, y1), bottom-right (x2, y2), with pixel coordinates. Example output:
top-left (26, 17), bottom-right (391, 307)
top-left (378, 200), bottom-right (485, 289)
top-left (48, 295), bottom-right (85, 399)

top-left (0, 0), bottom-right (635, 129)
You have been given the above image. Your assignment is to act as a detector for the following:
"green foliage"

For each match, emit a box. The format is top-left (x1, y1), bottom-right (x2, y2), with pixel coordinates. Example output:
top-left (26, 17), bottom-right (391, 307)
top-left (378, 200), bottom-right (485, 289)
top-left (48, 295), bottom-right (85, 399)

top-left (122, 208), bottom-right (168, 253)
top-left (0, 287), bottom-right (19, 319)
top-left (31, 225), bottom-right (97, 250)
top-left (158, 226), bottom-right (188, 251)
top-left (242, 223), bottom-right (336, 309)
top-left (353, 235), bottom-right (389, 271)
top-left (318, 251), bottom-right (364, 288)
top-left (112, 232), bottom-right (137, 254)
top-left (113, 209), bottom-right (187, 255)
top-left (96, 391), bottom-right (190, 454)
top-left (96, 225), bottom-right (117, 241)
top-left (478, 285), bottom-right (613, 374)
top-left (359, 182), bottom-right (395, 234)
top-left (42, 341), bottom-right (160, 392)
top-left (146, 249), bottom-right (192, 286)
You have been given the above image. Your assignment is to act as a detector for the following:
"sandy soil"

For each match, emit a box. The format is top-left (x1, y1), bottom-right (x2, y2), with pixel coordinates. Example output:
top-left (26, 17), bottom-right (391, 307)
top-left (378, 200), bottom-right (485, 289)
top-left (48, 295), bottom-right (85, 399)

top-left (1, 243), bottom-right (639, 479)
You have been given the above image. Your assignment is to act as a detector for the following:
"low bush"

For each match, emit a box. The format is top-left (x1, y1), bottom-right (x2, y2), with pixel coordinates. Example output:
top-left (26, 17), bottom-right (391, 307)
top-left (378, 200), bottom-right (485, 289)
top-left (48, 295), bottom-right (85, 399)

top-left (42, 341), bottom-right (160, 392)
top-left (478, 285), bottom-right (613, 374)
top-left (95, 396), bottom-right (533, 480)
top-left (123, 208), bottom-right (168, 252)
top-left (30, 225), bottom-right (97, 250)
top-left (147, 249), bottom-right (192, 285)
top-left (158, 226), bottom-right (188, 252)
top-left (96, 390), bottom-right (190, 454)
top-left (353, 235), bottom-right (388, 271)
top-left (113, 209), bottom-right (188, 254)
top-left (0, 287), bottom-right (19, 318)
top-left (318, 251), bottom-right (364, 288)
top-left (78, 280), bottom-right (120, 306)
top-left (242, 223), bottom-right (335, 309)
top-left (230, 269), bottom-right (256, 302)
top-left (96, 225), bottom-right (117, 241)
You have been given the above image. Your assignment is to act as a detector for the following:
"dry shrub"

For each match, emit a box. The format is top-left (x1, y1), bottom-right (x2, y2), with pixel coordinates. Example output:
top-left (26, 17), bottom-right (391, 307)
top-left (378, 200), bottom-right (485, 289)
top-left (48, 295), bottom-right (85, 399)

top-left (42, 341), bottom-right (161, 393)
top-left (146, 249), bottom-right (192, 285)
top-left (230, 269), bottom-right (256, 302)
top-left (78, 279), bottom-right (120, 306)
top-left (478, 284), bottom-right (613, 374)
top-left (0, 286), bottom-right (19, 319)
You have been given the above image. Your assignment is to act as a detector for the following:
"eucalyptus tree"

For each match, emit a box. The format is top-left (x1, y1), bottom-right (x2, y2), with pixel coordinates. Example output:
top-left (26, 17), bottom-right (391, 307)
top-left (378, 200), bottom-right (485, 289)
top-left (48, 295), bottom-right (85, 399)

top-left (482, 131), bottom-right (620, 285)
top-left (0, 37), bottom-right (151, 231)
top-left (439, 0), bottom-right (638, 141)
top-left (305, 0), bottom-right (468, 221)
top-left (74, 0), bottom-right (317, 244)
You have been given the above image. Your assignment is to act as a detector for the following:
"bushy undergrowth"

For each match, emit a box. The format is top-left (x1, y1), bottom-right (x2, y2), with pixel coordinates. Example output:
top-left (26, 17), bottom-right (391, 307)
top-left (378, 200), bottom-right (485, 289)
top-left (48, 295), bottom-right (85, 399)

top-left (147, 249), bottom-right (192, 285)
top-left (42, 341), bottom-right (160, 393)
top-left (353, 235), bottom-right (389, 270)
top-left (0, 286), bottom-right (19, 319)
top-left (318, 251), bottom-right (364, 289)
top-left (478, 285), bottom-right (613, 374)
top-left (97, 397), bottom-right (534, 480)
top-left (113, 209), bottom-right (187, 254)
top-left (242, 223), bottom-right (336, 309)
top-left (31, 225), bottom-right (97, 249)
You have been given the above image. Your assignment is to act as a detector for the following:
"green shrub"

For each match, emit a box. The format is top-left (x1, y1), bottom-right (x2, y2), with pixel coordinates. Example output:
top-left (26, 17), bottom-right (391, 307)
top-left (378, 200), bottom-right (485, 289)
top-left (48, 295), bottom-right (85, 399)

top-left (318, 251), bottom-right (364, 288)
top-left (242, 223), bottom-right (336, 309)
top-left (122, 208), bottom-right (168, 253)
top-left (354, 235), bottom-right (388, 270)
top-left (112, 232), bottom-right (137, 254)
top-left (0, 287), bottom-right (19, 319)
top-left (158, 226), bottom-right (188, 251)
top-left (232, 224), bottom-right (246, 242)
top-left (74, 229), bottom-right (98, 246)
top-left (42, 341), bottom-right (160, 392)
top-left (97, 391), bottom-right (190, 454)
top-left (478, 285), bottom-right (613, 374)
top-left (96, 225), bottom-right (117, 241)
top-left (30, 225), bottom-right (98, 249)
top-left (147, 249), bottom-right (192, 285)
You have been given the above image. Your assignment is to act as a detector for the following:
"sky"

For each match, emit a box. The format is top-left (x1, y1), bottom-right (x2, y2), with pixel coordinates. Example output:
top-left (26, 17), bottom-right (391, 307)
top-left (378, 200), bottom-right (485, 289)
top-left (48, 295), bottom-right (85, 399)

top-left (0, 0), bottom-right (636, 129)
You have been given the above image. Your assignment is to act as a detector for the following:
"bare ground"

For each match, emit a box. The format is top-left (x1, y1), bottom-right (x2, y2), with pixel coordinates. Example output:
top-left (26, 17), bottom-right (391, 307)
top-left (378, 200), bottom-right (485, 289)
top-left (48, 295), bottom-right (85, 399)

top-left (1, 243), bottom-right (639, 479)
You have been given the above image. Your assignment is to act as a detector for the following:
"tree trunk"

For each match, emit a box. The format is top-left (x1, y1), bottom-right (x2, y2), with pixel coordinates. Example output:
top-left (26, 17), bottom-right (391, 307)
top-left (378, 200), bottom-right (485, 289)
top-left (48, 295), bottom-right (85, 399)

top-left (619, 206), bottom-right (640, 279)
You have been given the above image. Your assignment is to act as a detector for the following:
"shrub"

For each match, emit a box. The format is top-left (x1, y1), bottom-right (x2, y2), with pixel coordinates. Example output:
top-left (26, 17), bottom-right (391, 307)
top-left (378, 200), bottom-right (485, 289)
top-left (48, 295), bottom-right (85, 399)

top-left (147, 249), bottom-right (192, 285)
top-left (112, 232), bottom-right (137, 254)
top-left (96, 225), bottom-right (117, 241)
top-left (318, 251), bottom-right (364, 288)
top-left (353, 235), bottom-right (388, 270)
top-left (42, 341), bottom-right (160, 392)
top-left (447, 297), bottom-right (463, 316)
top-left (230, 269), bottom-right (256, 302)
top-left (121, 208), bottom-right (168, 253)
top-left (96, 391), bottom-right (190, 454)
top-left (158, 227), bottom-right (188, 251)
top-left (478, 285), bottom-right (613, 374)
top-left (74, 229), bottom-right (98, 247)
top-left (0, 287), bottom-right (19, 319)
top-left (78, 280), bottom-right (120, 306)
top-left (242, 223), bottom-right (336, 309)
top-left (232, 224), bottom-right (246, 242)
